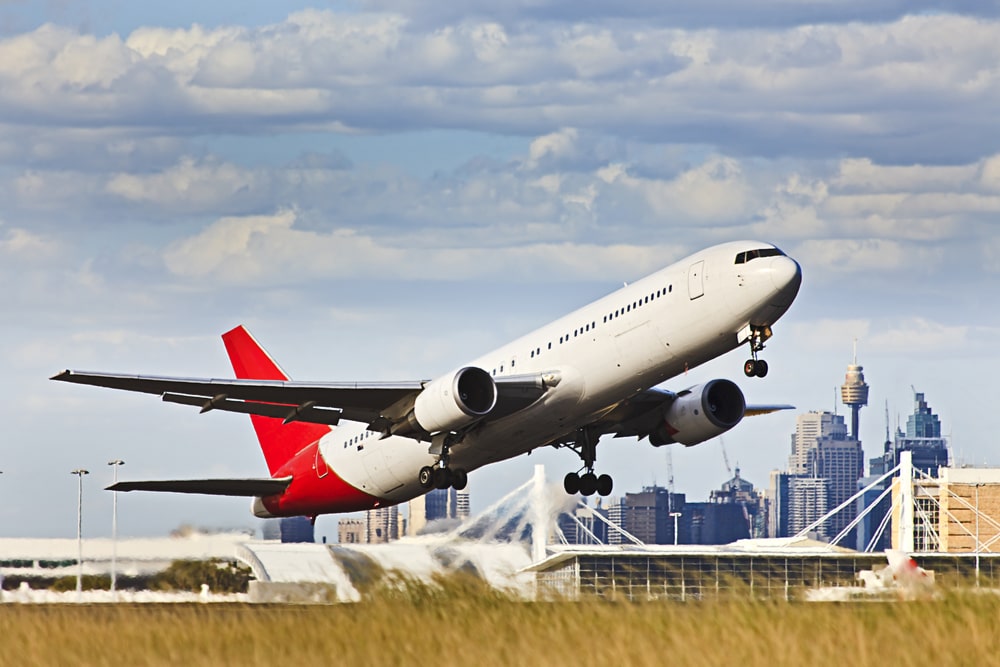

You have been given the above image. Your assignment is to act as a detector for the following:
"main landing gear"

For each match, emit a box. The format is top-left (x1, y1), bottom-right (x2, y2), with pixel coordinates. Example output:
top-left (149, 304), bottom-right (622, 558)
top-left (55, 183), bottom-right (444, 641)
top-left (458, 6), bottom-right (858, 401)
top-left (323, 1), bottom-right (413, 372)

top-left (561, 428), bottom-right (614, 497)
top-left (418, 465), bottom-right (468, 491)
top-left (743, 324), bottom-right (772, 378)
top-left (419, 433), bottom-right (468, 491)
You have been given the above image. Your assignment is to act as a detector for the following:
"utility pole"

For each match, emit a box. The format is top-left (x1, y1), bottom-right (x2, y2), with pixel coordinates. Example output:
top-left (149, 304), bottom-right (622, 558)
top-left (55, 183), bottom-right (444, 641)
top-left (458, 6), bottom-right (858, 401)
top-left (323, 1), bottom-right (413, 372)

top-left (71, 469), bottom-right (90, 602)
top-left (108, 459), bottom-right (125, 599)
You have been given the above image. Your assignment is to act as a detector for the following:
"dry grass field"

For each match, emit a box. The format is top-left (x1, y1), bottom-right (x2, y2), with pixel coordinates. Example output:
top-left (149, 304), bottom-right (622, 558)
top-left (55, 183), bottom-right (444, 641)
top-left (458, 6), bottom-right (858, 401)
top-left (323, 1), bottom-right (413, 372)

top-left (4, 580), bottom-right (1000, 667)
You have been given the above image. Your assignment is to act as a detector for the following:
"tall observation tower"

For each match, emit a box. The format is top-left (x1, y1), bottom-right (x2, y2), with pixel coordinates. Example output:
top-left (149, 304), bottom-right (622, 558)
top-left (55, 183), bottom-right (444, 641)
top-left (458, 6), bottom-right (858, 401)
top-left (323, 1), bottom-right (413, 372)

top-left (840, 340), bottom-right (869, 441)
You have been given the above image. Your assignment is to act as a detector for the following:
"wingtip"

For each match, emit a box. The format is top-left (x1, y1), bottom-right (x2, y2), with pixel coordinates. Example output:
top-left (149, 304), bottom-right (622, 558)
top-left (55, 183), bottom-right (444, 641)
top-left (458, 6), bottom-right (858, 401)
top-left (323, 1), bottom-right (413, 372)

top-left (50, 370), bottom-right (72, 381)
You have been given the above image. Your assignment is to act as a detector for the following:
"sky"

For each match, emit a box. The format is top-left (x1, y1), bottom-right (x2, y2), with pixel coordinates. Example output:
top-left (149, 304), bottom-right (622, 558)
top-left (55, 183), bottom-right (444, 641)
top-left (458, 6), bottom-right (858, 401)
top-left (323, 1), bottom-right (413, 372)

top-left (1, 0), bottom-right (998, 540)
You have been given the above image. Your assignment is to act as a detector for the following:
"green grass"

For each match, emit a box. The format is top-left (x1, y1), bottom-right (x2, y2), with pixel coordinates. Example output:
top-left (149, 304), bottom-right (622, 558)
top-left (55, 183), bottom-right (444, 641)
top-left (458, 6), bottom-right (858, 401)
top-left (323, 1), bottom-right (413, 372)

top-left (3, 580), bottom-right (1000, 666)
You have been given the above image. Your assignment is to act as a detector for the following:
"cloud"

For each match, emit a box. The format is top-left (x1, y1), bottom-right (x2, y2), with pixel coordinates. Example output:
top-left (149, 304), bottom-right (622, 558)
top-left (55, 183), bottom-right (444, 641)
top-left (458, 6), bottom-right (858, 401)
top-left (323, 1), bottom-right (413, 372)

top-left (162, 208), bottom-right (686, 285)
top-left (0, 226), bottom-right (61, 261)
top-left (360, 0), bottom-right (1000, 30)
top-left (868, 317), bottom-right (972, 354)
top-left (0, 13), bottom-right (999, 162)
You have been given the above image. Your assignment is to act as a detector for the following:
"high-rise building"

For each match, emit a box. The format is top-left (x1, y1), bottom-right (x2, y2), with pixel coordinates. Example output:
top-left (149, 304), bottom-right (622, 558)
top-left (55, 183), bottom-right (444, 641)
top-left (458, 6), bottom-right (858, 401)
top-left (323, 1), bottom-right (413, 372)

top-left (408, 486), bottom-right (470, 536)
top-left (621, 487), bottom-right (672, 544)
top-left (338, 518), bottom-right (365, 544)
top-left (765, 470), bottom-right (790, 538)
top-left (456, 489), bottom-right (471, 519)
top-left (709, 468), bottom-right (763, 538)
top-left (873, 391), bottom-right (950, 478)
top-left (365, 506), bottom-right (399, 543)
top-left (787, 477), bottom-right (830, 538)
top-left (809, 434), bottom-right (865, 540)
top-left (607, 498), bottom-right (626, 545)
top-left (861, 391), bottom-right (950, 550)
top-left (785, 411), bottom-right (864, 541)
top-left (788, 411), bottom-right (848, 474)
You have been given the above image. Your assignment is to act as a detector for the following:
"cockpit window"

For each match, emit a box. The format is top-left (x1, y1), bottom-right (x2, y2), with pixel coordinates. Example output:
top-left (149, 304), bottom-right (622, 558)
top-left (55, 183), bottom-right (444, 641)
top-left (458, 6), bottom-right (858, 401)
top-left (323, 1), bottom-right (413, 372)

top-left (735, 247), bottom-right (785, 264)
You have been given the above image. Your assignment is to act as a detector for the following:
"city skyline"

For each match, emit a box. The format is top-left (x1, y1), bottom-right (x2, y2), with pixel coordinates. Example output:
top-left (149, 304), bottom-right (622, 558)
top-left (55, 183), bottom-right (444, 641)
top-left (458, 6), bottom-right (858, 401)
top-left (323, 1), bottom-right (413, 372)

top-left (1, 2), bottom-right (997, 538)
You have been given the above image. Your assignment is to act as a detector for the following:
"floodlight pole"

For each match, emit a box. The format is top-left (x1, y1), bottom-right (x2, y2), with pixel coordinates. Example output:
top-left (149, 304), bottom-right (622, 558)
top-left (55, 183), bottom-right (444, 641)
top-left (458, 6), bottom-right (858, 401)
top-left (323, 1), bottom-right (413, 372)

top-left (108, 459), bottom-right (125, 599)
top-left (670, 512), bottom-right (682, 546)
top-left (71, 469), bottom-right (90, 601)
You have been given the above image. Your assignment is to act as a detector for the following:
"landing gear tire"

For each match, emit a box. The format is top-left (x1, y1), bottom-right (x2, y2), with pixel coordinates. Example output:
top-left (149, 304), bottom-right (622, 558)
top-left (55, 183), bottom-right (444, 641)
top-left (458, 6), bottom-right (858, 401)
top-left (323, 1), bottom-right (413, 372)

top-left (451, 468), bottom-right (468, 491)
top-left (433, 467), bottom-right (452, 490)
top-left (579, 472), bottom-right (599, 496)
top-left (596, 474), bottom-right (614, 497)
top-left (744, 359), bottom-right (757, 377)
top-left (564, 472), bottom-right (580, 495)
top-left (418, 466), bottom-right (435, 489)
top-left (754, 359), bottom-right (768, 377)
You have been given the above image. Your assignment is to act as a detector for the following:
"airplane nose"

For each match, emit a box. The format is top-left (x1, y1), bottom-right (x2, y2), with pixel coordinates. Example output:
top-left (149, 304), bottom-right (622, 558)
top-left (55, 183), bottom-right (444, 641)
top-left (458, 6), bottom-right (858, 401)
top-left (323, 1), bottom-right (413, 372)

top-left (769, 256), bottom-right (802, 299)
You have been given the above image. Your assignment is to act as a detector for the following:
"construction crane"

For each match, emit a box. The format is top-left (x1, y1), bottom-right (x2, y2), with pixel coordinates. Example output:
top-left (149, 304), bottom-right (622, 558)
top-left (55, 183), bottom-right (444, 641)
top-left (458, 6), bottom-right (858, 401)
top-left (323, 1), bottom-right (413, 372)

top-left (719, 436), bottom-right (733, 477)
top-left (665, 449), bottom-right (676, 513)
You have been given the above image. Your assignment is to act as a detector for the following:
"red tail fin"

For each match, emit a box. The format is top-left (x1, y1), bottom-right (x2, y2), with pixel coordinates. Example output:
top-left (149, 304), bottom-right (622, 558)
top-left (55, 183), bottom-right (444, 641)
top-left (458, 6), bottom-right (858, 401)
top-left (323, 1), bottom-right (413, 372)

top-left (222, 325), bottom-right (331, 476)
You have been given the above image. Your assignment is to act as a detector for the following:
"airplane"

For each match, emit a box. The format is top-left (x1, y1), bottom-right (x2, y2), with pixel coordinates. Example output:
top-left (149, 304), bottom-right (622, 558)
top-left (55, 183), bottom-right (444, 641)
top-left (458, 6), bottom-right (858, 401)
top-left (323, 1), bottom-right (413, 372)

top-left (52, 240), bottom-right (802, 520)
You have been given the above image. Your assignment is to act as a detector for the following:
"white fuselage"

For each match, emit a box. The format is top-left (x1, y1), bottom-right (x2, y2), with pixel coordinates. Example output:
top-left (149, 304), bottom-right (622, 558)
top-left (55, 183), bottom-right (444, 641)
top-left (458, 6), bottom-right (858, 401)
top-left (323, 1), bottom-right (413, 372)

top-left (319, 240), bottom-right (801, 502)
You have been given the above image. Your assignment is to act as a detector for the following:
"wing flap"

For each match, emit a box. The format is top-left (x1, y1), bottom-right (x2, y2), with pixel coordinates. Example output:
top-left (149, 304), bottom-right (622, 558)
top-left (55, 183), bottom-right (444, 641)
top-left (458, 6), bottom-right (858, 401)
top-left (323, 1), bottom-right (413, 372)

top-left (162, 392), bottom-right (343, 425)
top-left (108, 476), bottom-right (293, 497)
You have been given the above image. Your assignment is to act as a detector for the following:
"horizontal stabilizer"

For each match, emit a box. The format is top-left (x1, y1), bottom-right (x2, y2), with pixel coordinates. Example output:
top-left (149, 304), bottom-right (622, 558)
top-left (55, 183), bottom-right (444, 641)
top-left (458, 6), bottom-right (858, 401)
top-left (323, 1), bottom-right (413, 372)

top-left (744, 404), bottom-right (795, 416)
top-left (107, 476), bottom-right (293, 497)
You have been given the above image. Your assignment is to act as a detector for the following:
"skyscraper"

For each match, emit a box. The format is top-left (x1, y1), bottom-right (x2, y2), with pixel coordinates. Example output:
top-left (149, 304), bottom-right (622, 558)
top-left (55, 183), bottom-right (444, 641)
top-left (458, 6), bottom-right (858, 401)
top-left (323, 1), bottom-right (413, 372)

top-left (788, 412), bottom-right (848, 474)
top-left (873, 391), bottom-right (949, 477)
top-left (408, 486), bottom-right (470, 536)
top-left (785, 411), bottom-right (864, 541)
top-left (365, 505), bottom-right (399, 543)
top-left (787, 477), bottom-right (830, 538)
top-left (765, 470), bottom-right (790, 538)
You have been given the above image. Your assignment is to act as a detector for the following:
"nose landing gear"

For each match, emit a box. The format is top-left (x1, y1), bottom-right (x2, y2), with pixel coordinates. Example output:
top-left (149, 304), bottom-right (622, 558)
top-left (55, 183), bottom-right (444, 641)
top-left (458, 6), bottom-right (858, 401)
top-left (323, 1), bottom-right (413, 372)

top-left (743, 325), bottom-right (772, 378)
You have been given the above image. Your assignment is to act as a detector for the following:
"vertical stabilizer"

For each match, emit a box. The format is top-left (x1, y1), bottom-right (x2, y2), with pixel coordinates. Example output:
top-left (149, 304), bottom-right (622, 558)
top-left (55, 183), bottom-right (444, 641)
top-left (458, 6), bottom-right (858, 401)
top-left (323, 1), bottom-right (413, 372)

top-left (222, 325), bottom-right (331, 476)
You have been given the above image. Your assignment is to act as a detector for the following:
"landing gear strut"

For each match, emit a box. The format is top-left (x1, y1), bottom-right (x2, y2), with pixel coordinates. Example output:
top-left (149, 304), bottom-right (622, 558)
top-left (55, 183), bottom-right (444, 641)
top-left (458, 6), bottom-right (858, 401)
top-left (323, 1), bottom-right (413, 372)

top-left (560, 428), bottom-right (614, 497)
top-left (743, 325), bottom-right (771, 378)
top-left (419, 433), bottom-right (468, 491)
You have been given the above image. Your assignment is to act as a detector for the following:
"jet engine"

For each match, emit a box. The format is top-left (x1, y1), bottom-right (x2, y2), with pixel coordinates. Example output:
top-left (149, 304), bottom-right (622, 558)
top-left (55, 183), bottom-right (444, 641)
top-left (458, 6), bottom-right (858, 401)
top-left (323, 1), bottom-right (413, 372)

top-left (410, 366), bottom-right (497, 434)
top-left (648, 379), bottom-right (745, 447)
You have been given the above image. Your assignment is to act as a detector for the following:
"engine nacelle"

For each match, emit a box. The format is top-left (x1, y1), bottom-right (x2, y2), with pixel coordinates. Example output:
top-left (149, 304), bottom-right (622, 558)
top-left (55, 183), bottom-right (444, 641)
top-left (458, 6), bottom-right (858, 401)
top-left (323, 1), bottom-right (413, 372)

top-left (649, 379), bottom-right (746, 447)
top-left (412, 366), bottom-right (497, 434)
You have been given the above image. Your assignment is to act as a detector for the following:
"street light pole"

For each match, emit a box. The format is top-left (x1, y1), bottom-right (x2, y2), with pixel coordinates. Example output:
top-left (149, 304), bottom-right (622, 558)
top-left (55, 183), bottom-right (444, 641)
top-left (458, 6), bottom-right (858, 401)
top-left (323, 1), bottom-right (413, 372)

top-left (71, 469), bottom-right (90, 601)
top-left (108, 459), bottom-right (124, 599)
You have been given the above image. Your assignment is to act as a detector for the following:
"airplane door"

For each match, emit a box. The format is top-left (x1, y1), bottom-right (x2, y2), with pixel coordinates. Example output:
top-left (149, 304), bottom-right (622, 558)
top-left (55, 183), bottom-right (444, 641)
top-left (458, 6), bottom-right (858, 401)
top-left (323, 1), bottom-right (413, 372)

top-left (314, 442), bottom-right (329, 478)
top-left (688, 260), bottom-right (705, 300)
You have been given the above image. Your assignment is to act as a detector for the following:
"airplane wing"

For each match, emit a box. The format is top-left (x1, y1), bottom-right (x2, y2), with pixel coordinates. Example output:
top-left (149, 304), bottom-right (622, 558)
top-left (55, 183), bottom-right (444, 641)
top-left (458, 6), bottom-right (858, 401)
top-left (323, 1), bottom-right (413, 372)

top-left (581, 388), bottom-right (793, 442)
top-left (108, 476), bottom-right (292, 497)
top-left (51, 369), bottom-right (549, 432)
top-left (744, 404), bottom-right (796, 416)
